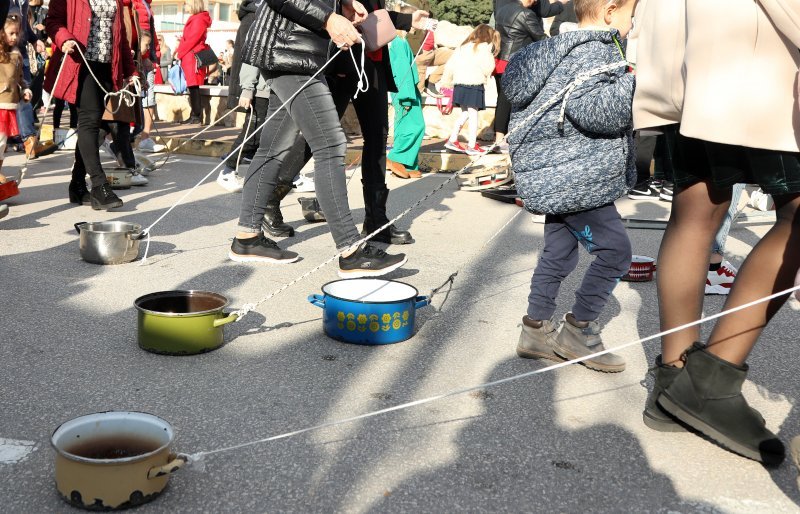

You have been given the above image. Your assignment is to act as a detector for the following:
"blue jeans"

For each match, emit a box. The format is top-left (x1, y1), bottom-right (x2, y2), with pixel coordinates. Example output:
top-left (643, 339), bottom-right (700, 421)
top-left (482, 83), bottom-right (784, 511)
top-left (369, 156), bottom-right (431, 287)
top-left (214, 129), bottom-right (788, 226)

top-left (712, 183), bottom-right (746, 255)
top-left (238, 73), bottom-right (360, 249)
top-left (16, 102), bottom-right (36, 140)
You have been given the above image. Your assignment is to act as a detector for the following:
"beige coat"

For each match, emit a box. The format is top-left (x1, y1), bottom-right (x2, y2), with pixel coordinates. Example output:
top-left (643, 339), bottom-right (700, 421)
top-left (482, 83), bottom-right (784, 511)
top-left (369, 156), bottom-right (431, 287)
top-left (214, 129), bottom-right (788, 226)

top-left (633, 0), bottom-right (800, 153)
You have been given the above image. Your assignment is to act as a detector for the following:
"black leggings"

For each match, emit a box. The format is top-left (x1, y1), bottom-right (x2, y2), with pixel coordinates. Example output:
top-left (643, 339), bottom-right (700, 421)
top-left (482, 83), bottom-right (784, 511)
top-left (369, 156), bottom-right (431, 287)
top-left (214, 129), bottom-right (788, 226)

top-left (494, 73), bottom-right (511, 135)
top-left (73, 61), bottom-right (112, 188)
top-left (53, 99), bottom-right (78, 129)
top-left (188, 86), bottom-right (202, 118)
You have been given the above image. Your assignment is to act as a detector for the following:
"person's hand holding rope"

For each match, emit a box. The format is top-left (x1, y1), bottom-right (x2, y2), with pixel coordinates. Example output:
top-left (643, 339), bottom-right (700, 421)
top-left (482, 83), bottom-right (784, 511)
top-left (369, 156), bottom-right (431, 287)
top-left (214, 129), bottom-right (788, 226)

top-left (61, 39), bottom-right (77, 54)
top-left (325, 12), bottom-right (361, 49)
top-left (411, 9), bottom-right (434, 30)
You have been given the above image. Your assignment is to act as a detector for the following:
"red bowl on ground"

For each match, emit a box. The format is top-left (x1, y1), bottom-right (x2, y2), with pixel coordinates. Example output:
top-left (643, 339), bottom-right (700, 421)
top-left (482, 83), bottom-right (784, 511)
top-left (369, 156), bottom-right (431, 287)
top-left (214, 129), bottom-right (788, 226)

top-left (0, 180), bottom-right (19, 201)
top-left (622, 255), bottom-right (656, 282)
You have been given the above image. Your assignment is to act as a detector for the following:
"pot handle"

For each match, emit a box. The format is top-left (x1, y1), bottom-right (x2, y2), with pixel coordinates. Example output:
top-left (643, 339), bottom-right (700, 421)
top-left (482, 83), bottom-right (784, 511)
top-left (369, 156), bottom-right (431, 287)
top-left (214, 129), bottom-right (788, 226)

top-left (128, 230), bottom-right (147, 241)
top-left (308, 294), bottom-right (325, 308)
top-left (74, 222), bottom-right (87, 234)
top-left (212, 312), bottom-right (239, 327)
top-left (414, 296), bottom-right (430, 309)
top-left (147, 453), bottom-right (187, 479)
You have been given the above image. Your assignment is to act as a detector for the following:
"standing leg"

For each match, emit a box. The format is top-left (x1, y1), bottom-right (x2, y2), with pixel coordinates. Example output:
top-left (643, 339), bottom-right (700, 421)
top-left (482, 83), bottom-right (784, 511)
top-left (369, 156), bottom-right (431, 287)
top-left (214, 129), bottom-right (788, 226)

top-left (706, 192), bottom-right (800, 363)
top-left (528, 215), bottom-right (580, 321)
top-left (449, 109), bottom-right (470, 143)
top-left (466, 108), bottom-right (479, 149)
top-left (549, 204), bottom-right (630, 372)
top-left (562, 204), bottom-right (632, 322)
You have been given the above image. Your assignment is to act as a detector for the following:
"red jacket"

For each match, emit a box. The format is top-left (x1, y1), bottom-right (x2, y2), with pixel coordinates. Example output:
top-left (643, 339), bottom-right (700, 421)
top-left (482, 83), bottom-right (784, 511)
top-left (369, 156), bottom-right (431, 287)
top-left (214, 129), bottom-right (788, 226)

top-left (132, 0), bottom-right (160, 60)
top-left (176, 11), bottom-right (211, 87)
top-left (44, 0), bottom-right (137, 104)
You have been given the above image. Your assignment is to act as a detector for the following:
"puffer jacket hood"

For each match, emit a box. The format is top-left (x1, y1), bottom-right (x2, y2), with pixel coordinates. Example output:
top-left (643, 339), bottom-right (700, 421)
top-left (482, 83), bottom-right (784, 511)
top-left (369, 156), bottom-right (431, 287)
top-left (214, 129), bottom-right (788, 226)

top-left (502, 28), bottom-right (636, 215)
top-left (505, 29), bottom-right (620, 109)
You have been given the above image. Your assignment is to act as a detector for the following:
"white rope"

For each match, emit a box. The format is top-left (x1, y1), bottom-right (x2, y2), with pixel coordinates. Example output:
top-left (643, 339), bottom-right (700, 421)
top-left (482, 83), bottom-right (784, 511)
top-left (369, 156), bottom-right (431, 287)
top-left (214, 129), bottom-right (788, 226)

top-left (138, 49), bottom-right (347, 263)
top-left (348, 42), bottom-right (369, 99)
top-left (185, 282), bottom-right (800, 466)
top-left (230, 61), bottom-right (630, 319)
top-left (71, 45), bottom-right (142, 116)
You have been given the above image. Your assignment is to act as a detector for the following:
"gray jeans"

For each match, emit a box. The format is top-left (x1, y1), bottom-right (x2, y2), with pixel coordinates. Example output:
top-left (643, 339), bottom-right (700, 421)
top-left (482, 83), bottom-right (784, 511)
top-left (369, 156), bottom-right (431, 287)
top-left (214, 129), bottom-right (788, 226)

top-left (238, 73), bottom-right (361, 249)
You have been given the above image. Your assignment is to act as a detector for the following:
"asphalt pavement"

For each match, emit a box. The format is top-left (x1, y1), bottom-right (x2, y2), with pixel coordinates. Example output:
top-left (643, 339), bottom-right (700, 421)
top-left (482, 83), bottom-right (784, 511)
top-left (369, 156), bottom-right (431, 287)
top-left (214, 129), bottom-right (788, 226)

top-left (1, 148), bottom-right (799, 513)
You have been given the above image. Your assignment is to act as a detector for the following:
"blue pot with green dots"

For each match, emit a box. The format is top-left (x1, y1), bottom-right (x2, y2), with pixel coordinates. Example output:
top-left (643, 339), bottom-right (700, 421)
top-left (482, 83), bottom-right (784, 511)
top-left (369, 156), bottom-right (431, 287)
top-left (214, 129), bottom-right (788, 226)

top-left (308, 279), bottom-right (430, 345)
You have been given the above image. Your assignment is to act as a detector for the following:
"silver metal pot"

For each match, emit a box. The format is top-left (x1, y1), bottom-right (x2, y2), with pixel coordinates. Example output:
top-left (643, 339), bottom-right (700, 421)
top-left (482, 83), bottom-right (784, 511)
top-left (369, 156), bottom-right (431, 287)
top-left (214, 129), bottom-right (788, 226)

top-left (75, 221), bottom-right (145, 265)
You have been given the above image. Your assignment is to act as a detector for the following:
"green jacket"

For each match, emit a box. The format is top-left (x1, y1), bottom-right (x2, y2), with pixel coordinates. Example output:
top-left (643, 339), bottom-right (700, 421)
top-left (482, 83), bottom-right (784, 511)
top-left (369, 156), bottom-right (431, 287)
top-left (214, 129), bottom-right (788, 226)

top-left (388, 37), bottom-right (419, 108)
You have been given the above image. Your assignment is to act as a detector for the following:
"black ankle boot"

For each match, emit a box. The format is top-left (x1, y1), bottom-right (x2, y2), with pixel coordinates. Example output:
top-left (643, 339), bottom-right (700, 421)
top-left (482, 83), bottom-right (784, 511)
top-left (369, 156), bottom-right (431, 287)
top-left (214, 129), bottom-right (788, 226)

top-left (90, 183), bottom-right (123, 210)
top-left (658, 343), bottom-right (784, 464)
top-left (262, 183), bottom-right (295, 237)
top-left (299, 197), bottom-right (325, 223)
top-left (643, 355), bottom-right (686, 432)
top-left (362, 185), bottom-right (413, 245)
top-left (68, 181), bottom-right (91, 205)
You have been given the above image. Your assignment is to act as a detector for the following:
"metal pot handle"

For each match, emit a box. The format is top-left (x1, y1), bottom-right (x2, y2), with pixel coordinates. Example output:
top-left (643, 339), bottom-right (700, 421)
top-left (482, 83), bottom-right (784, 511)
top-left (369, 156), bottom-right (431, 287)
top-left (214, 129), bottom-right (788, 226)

top-left (128, 230), bottom-right (147, 241)
top-left (74, 222), bottom-right (87, 234)
top-left (212, 312), bottom-right (239, 327)
top-left (308, 294), bottom-right (325, 308)
top-left (147, 453), bottom-right (187, 479)
top-left (414, 296), bottom-right (430, 309)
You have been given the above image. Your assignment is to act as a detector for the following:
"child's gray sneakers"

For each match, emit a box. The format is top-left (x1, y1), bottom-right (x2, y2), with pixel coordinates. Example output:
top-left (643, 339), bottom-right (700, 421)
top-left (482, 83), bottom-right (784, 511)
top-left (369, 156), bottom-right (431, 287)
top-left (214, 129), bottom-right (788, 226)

top-left (553, 313), bottom-right (625, 373)
top-left (516, 316), bottom-right (564, 361)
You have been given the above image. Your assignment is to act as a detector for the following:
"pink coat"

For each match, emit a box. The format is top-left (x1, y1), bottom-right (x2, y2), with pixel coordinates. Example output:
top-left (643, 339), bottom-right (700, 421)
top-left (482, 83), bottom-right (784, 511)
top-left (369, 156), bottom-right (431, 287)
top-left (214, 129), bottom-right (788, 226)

top-left (176, 11), bottom-right (211, 87)
top-left (44, 0), bottom-right (137, 104)
top-left (633, 0), bottom-right (800, 152)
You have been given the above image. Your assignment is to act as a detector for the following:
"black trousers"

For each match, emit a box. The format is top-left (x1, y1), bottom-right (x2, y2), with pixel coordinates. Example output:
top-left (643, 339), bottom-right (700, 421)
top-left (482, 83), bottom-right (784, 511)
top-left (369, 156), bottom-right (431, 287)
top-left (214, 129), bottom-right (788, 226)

top-left (188, 86), bottom-right (202, 118)
top-left (225, 95), bottom-right (269, 170)
top-left (326, 56), bottom-right (389, 189)
top-left (493, 73), bottom-right (511, 135)
top-left (73, 61), bottom-right (112, 188)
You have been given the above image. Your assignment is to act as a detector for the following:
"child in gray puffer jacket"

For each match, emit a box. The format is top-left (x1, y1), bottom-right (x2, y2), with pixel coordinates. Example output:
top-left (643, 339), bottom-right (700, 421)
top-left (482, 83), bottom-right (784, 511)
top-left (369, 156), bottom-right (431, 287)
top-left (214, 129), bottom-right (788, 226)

top-left (503, 0), bottom-right (637, 373)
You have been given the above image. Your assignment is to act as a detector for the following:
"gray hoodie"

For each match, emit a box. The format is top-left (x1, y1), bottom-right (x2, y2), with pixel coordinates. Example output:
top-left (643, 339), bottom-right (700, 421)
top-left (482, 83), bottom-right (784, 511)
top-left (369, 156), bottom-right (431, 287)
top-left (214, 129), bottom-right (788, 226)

top-left (502, 29), bottom-right (636, 215)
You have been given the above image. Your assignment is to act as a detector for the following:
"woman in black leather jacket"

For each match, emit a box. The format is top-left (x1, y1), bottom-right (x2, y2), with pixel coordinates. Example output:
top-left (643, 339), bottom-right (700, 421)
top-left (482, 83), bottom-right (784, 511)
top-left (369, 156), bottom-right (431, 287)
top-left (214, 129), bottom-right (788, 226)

top-left (492, 0), bottom-right (550, 151)
top-left (231, 0), bottom-right (409, 278)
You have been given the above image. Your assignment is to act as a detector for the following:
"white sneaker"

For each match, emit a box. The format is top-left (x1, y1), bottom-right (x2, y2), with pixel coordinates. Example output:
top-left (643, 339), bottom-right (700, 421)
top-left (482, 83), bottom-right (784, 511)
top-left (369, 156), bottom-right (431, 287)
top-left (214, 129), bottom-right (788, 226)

top-left (217, 169), bottom-right (243, 193)
top-left (705, 260), bottom-right (737, 295)
top-left (129, 169), bottom-right (149, 186)
top-left (138, 137), bottom-right (166, 153)
top-left (293, 175), bottom-right (315, 192)
top-left (134, 161), bottom-right (150, 177)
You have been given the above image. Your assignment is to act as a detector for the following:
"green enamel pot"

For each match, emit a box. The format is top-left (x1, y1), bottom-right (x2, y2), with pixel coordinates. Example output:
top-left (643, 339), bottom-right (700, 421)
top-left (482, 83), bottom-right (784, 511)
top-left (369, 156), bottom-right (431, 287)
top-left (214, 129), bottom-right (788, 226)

top-left (134, 291), bottom-right (238, 355)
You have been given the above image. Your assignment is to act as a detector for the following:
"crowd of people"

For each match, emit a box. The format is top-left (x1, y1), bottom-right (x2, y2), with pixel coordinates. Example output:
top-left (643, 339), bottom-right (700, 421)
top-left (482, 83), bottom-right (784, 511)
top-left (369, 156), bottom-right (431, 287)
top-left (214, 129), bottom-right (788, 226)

top-left (0, 0), bottom-right (799, 470)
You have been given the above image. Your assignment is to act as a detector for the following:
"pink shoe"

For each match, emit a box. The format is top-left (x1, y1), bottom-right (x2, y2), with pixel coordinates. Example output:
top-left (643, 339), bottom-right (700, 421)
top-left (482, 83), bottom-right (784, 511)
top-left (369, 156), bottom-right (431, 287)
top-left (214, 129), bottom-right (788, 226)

top-left (465, 144), bottom-right (487, 156)
top-left (444, 140), bottom-right (468, 153)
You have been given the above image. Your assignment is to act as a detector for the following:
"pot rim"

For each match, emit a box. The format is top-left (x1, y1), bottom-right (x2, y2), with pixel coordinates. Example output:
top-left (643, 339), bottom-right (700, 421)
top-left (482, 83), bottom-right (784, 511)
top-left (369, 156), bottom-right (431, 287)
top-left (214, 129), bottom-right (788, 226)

top-left (77, 221), bottom-right (143, 235)
top-left (321, 279), bottom-right (419, 305)
top-left (134, 290), bottom-right (229, 317)
top-left (51, 411), bottom-right (174, 465)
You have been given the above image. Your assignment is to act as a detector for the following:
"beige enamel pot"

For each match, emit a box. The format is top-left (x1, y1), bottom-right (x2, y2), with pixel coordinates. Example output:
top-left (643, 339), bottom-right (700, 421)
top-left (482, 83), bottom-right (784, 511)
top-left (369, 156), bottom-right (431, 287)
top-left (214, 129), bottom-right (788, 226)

top-left (51, 411), bottom-right (185, 510)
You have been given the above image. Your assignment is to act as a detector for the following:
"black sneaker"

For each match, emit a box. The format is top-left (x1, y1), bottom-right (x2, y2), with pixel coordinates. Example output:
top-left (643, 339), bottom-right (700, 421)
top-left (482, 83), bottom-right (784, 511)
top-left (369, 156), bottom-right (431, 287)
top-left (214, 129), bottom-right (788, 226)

top-left (660, 181), bottom-right (674, 202)
top-left (627, 179), bottom-right (660, 200)
top-left (338, 244), bottom-right (407, 278)
top-left (228, 233), bottom-right (299, 263)
top-left (90, 183), bottom-right (123, 210)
